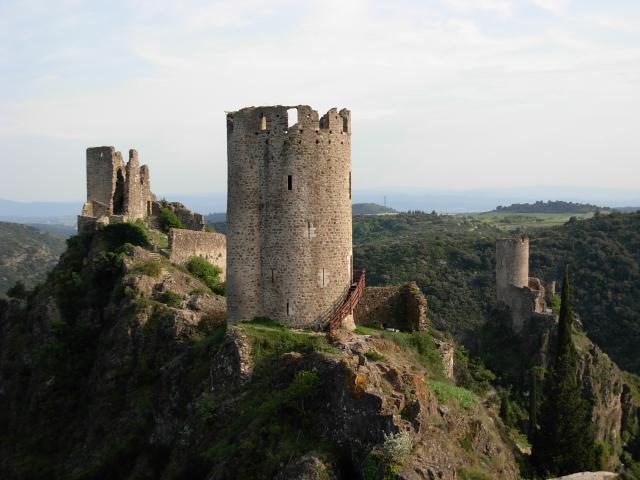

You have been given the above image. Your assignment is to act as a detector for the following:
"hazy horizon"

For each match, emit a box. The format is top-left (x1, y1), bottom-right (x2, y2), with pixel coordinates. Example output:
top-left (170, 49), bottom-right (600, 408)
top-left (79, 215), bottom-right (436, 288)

top-left (1, 0), bottom-right (639, 201)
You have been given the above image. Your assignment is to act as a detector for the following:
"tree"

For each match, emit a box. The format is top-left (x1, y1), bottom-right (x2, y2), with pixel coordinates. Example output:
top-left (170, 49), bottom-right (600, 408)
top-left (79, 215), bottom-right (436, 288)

top-left (532, 266), bottom-right (597, 476)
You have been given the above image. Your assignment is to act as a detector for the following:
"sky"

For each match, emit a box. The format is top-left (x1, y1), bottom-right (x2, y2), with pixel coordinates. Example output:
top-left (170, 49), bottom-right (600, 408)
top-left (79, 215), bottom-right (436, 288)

top-left (0, 0), bottom-right (639, 202)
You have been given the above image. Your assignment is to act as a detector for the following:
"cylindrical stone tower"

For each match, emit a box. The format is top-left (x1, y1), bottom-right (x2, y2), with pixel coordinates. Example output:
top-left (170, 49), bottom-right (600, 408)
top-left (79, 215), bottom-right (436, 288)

top-left (226, 105), bottom-right (353, 328)
top-left (496, 237), bottom-right (529, 303)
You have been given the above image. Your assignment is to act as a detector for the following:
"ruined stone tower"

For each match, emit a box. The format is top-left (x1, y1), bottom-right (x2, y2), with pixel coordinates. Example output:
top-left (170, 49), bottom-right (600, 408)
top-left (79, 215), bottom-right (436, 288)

top-left (226, 105), bottom-right (353, 328)
top-left (496, 237), bottom-right (529, 304)
top-left (79, 146), bottom-right (153, 230)
top-left (496, 237), bottom-right (554, 332)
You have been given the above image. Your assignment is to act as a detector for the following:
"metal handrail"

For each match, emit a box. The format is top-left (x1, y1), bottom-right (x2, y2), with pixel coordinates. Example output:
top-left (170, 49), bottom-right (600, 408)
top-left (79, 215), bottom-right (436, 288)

top-left (327, 269), bottom-right (366, 332)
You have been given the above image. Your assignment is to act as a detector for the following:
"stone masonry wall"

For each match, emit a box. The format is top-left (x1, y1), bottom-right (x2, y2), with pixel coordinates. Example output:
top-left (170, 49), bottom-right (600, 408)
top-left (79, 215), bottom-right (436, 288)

top-left (226, 105), bottom-right (352, 328)
top-left (168, 228), bottom-right (227, 281)
top-left (354, 282), bottom-right (428, 331)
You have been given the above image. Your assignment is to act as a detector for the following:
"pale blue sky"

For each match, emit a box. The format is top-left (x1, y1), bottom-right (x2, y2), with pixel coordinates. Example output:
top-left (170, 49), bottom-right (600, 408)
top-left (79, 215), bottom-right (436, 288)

top-left (1, 0), bottom-right (639, 201)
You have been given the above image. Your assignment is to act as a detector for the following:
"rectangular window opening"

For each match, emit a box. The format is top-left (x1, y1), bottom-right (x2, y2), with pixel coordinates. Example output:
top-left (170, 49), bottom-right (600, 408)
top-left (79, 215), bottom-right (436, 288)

top-left (322, 268), bottom-right (325, 287)
top-left (286, 302), bottom-right (290, 316)
top-left (271, 269), bottom-right (275, 283)
top-left (349, 171), bottom-right (352, 199)
top-left (287, 175), bottom-right (292, 191)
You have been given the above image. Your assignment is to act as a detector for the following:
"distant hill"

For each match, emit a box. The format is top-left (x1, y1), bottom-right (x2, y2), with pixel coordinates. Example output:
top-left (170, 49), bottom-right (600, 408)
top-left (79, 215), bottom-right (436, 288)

top-left (0, 198), bottom-right (80, 218)
top-left (614, 207), bottom-right (640, 213)
top-left (494, 200), bottom-right (606, 214)
top-left (352, 203), bottom-right (397, 215)
top-left (0, 222), bottom-right (66, 295)
top-left (25, 223), bottom-right (76, 239)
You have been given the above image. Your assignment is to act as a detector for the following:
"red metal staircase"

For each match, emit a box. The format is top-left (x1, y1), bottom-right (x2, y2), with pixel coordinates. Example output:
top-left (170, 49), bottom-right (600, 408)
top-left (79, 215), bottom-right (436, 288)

top-left (327, 269), bottom-right (366, 332)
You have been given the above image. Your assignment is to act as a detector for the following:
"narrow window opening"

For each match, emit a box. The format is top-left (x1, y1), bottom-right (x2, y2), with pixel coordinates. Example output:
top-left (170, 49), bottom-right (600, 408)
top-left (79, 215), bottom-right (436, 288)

top-left (112, 169), bottom-right (125, 214)
top-left (286, 302), bottom-right (290, 316)
top-left (271, 269), bottom-right (275, 282)
top-left (349, 171), bottom-right (352, 199)
top-left (322, 269), bottom-right (325, 287)
top-left (260, 114), bottom-right (267, 131)
top-left (287, 175), bottom-right (292, 191)
top-left (308, 222), bottom-right (311, 239)
top-left (343, 116), bottom-right (349, 133)
top-left (287, 108), bottom-right (298, 128)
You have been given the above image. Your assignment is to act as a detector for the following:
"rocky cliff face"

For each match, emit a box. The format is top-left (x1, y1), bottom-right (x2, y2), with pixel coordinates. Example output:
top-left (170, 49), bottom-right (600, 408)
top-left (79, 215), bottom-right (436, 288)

top-left (0, 229), bottom-right (520, 479)
top-left (483, 309), bottom-right (640, 472)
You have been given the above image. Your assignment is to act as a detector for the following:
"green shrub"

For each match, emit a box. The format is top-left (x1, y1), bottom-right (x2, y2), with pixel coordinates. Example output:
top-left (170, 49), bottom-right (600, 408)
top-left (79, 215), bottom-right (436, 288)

top-left (132, 260), bottom-right (162, 278)
top-left (102, 222), bottom-right (150, 250)
top-left (158, 208), bottom-right (185, 233)
top-left (7, 280), bottom-right (27, 299)
top-left (427, 380), bottom-right (478, 409)
top-left (158, 290), bottom-right (182, 307)
top-left (186, 256), bottom-right (223, 294)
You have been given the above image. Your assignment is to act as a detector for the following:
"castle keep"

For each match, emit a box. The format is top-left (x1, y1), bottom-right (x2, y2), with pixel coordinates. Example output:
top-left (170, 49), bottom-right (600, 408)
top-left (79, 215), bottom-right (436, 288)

top-left (496, 237), bottom-right (555, 332)
top-left (225, 105), bottom-right (356, 328)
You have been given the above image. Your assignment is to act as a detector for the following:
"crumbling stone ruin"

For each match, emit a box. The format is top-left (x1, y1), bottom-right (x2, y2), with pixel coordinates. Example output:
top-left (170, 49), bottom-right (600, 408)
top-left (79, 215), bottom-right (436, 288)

top-left (77, 146), bottom-right (225, 275)
top-left (78, 147), bottom-right (154, 232)
top-left (225, 105), bottom-right (357, 328)
top-left (354, 282), bottom-right (428, 331)
top-left (78, 146), bottom-right (207, 233)
top-left (168, 228), bottom-right (226, 280)
top-left (496, 236), bottom-right (555, 332)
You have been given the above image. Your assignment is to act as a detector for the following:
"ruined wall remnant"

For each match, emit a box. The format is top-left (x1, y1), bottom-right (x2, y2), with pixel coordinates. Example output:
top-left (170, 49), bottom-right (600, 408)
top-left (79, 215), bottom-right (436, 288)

top-left (78, 146), bottom-right (156, 232)
top-left (168, 228), bottom-right (227, 280)
top-left (495, 237), bottom-right (554, 332)
top-left (226, 105), bottom-right (353, 328)
top-left (354, 282), bottom-right (428, 331)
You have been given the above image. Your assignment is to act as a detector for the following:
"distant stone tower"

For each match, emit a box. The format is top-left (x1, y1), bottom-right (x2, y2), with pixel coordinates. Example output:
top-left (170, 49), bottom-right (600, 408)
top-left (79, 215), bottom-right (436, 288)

top-left (496, 236), bottom-right (529, 305)
top-left (226, 105), bottom-right (353, 328)
top-left (495, 236), bottom-right (554, 332)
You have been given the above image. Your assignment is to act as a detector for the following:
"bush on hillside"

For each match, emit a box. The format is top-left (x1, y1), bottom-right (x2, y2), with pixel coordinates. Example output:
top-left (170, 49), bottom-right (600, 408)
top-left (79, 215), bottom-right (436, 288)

top-left (158, 208), bottom-right (185, 233)
top-left (102, 222), bottom-right (150, 250)
top-left (186, 256), bottom-right (224, 295)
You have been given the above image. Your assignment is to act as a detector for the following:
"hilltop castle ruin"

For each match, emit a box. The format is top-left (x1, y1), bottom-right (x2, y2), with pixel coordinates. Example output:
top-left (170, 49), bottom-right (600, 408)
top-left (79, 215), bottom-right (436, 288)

top-left (225, 105), bottom-right (360, 329)
top-left (77, 146), bottom-right (226, 277)
top-left (496, 236), bottom-right (556, 332)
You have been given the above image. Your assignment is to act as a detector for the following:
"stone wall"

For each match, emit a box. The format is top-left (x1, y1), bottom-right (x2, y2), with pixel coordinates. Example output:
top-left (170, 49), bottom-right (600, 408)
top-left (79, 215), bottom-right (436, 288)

top-left (354, 282), bottom-right (428, 331)
top-left (226, 105), bottom-right (353, 328)
top-left (168, 228), bottom-right (227, 281)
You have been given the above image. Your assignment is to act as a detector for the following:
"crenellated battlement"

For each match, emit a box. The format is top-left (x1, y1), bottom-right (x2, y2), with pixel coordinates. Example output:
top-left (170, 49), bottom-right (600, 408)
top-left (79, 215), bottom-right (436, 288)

top-left (226, 105), bottom-right (351, 138)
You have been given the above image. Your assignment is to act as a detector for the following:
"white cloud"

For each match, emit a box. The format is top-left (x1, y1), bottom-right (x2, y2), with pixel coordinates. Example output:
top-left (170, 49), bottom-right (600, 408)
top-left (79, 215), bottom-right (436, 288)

top-left (529, 0), bottom-right (572, 16)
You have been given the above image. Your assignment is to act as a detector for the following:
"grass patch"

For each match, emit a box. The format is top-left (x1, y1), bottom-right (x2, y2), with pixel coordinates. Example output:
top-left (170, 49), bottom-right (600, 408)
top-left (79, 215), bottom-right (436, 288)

top-left (427, 380), bottom-right (478, 409)
top-left (355, 325), bottom-right (383, 335)
top-left (457, 467), bottom-right (493, 480)
top-left (131, 259), bottom-right (162, 278)
top-left (364, 350), bottom-right (386, 362)
top-left (239, 321), bottom-right (334, 372)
